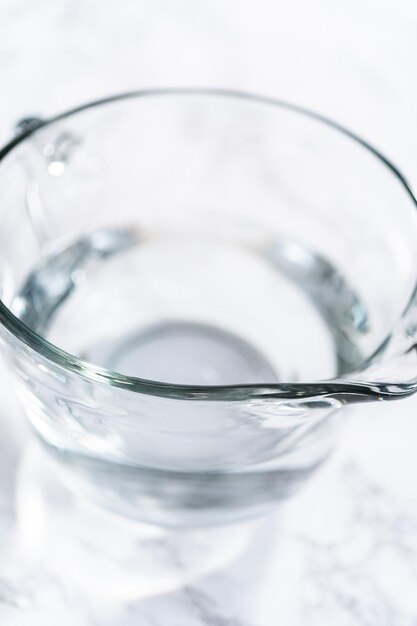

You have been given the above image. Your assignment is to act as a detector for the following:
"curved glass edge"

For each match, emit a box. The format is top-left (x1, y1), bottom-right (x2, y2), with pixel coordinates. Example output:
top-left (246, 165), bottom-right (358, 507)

top-left (0, 87), bottom-right (417, 402)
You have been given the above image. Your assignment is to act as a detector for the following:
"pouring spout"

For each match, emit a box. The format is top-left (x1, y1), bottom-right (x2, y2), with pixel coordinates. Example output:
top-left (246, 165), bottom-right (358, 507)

top-left (328, 300), bottom-right (417, 404)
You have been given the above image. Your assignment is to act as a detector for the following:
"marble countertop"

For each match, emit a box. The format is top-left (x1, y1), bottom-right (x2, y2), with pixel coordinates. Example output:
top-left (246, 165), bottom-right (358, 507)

top-left (1, 1), bottom-right (417, 623)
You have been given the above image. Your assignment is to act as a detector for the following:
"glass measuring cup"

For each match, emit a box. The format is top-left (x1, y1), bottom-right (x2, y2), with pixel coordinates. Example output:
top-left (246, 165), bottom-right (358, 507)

top-left (1, 89), bottom-right (417, 525)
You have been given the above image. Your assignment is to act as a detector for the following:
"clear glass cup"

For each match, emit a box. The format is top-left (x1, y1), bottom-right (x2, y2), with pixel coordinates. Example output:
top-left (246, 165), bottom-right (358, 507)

top-left (1, 89), bottom-right (417, 525)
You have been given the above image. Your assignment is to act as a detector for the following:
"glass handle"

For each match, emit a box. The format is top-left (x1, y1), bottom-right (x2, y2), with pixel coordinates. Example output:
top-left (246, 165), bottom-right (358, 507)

top-left (14, 116), bottom-right (44, 137)
top-left (13, 117), bottom-right (82, 248)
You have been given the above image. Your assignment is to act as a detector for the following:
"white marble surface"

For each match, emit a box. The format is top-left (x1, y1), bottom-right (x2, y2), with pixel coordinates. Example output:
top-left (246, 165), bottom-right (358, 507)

top-left (1, 1), bottom-right (417, 624)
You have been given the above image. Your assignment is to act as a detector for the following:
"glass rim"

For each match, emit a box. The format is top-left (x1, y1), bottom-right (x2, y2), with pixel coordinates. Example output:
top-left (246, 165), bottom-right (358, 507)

top-left (0, 87), bottom-right (416, 402)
